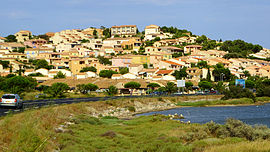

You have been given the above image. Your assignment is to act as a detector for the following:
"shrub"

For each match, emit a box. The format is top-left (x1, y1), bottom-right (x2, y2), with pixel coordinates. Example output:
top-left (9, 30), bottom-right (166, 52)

top-left (206, 118), bottom-right (270, 141)
top-left (127, 106), bottom-right (136, 112)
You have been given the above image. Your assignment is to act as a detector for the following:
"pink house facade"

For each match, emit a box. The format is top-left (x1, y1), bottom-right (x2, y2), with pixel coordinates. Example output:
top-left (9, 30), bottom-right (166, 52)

top-left (112, 57), bottom-right (132, 67)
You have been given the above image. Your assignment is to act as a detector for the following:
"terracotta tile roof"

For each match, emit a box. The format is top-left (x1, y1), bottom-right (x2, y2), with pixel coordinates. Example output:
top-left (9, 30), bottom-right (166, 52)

top-left (25, 69), bottom-right (35, 72)
top-left (112, 74), bottom-right (122, 77)
top-left (111, 25), bottom-right (137, 28)
top-left (156, 70), bottom-right (174, 75)
top-left (145, 24), bottom-right (159, 29)
top-left (162, 60), bottom-right (184, 66)
top-left (0, 36), bottom-right (6, 40)
top-left (185, 45), bottom-right (203, 48)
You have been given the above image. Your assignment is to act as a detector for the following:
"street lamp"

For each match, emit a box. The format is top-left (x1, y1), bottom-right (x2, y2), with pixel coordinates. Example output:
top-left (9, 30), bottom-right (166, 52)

top-left (220, 73), bottom-right (225, 81)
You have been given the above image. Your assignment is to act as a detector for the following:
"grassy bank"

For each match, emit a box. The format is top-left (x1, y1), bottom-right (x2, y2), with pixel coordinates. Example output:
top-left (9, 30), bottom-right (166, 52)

top-left (177, 97), bottom-right (270, 107)
top-left (1, 95), bottom-right (270, 151)
top-left (58, 115), bottom-right (270, 152)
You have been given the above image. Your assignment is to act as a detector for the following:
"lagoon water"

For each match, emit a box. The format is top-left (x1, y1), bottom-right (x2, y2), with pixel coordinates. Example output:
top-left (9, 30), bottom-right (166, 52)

top-left (137, 103), bottom-right (270, 127)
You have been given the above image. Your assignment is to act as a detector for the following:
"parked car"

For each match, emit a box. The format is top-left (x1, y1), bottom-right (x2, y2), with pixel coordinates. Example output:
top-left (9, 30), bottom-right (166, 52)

top-left (0, 94), bottom-right (23, 108)
top-left (196, 91), bottom-right (204, 95)
top-left (210, 90), bottom-right (217, 94)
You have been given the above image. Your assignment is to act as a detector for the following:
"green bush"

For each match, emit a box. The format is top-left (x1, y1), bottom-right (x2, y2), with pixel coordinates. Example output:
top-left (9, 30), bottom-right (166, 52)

top-left (127, 106), bottom-right (136, 112)
top-left (206, 118), bottom-right (270, 141)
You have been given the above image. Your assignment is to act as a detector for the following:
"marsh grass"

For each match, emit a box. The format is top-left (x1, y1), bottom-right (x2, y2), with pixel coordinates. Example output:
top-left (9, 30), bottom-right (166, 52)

top-left (58, 115), bottom-right (270, 152)
top-left (177, 98), bottom-right (255, 107)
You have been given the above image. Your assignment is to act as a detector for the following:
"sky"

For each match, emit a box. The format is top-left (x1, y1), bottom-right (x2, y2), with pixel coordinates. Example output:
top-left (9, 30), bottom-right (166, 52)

top-left (0, 0), bottom-right (269, 48)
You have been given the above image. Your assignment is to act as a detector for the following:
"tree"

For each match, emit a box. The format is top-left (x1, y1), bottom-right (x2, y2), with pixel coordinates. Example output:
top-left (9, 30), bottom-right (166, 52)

top-left (93, 30), bottom-right (98, 38)
top-left (220, 40), bottom-right (263, 57)
top-left (212, 63), bottom-right (231, 81)
top-left (1, 76), bottom-right (37, 94)
top-left (206, 68), bottom-right (211, 81)
top-left (80, 39), bottom-right (90, 43)
top-left (97, 56), bottom-right (112, 65)
top-left (213, 81), bottom-right (225, 93)
top-left (80, 66), bottom-right (97, 73)
top-left (119, 67), bottom-right (129, 75)
top-left (124, 82), bottom-right (141, 89)
top-left (103, 28), bottom-right (111, 39)
top-left (147, 83), bottom-right (160, 91)
top-left (124, 82), bottom-right (141, 95)
top-left (54, 71), bottom-right (66, 79)
top-left (76, 83), bottom-right (98, 94)
top-left (198, 81), bottom-right (213, 90)
top-left (28, 72), bottom-right (44, 77)
top-left (99, 70), bottom-right (118, 78)
top-left (245, 80), bottom-right (255, 89)
top-left (222, 85), bottom-right (255, 102)
top-left (0, 61), bottom-right (10, 69)
top-left (256, 86), bottom-right (270, 97)
top-left (196, 35), bottom-right (208, 44)
top-left (106, 85), bottom-right (118, 96)
top-left (172, 52), bottom-right (183, 58)
top-left (172, 67), bottom-right (187, 80)
top-left (197, 61), bottom-right (208, 69)
top-left (185, 81), bottom-right (193, 93)
top-left (243, 70), bottom-right (251, 77)
top-left (34, 59), bottom-right (53, 70)
top-left (37, 34), bottom-right (49, 41)
top-left (165, 82), bottom-right (177, 94)
top-left (46, 83), bottom-right (69, 98)
top-left (86, 83), bottom-right (99, 92)
top-left (5, 35), bottom-right (17, 42)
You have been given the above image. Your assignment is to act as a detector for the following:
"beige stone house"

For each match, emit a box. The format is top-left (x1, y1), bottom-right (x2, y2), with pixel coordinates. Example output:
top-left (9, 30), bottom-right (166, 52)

top-left (15, 30), bottom-right (32, 42)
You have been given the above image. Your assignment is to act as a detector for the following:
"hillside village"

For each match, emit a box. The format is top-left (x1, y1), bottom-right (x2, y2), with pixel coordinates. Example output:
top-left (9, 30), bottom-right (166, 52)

top-left (1, 24), bottom-right (270, 95)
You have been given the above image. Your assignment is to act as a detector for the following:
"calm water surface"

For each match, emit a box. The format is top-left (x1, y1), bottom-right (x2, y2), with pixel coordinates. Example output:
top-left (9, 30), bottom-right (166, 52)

top-left (137, 103), bottom-right (270, 127)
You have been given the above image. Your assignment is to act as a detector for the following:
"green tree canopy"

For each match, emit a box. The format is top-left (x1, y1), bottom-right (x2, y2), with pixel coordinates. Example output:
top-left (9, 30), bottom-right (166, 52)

top-left (222, 85), bottom-right (255, 102)
top-left (220, 40), bottom-right (263, 57)
top-left (0, 76), bottom-right (37, 94)
top-left (124, 82), bottom-right (141, 89)
top-left (76, 83), bottom-right (99, 94)
top-left (196, 35), bottom-right (208, 44)
top-left (119, 67), bottom-right (129, 75)
top-left (212, 63), bottom-right (231, 81)
top-left (172, 67), bottom-right (187, 80)
top-left (198, 81), bottom-right (213, 90)
top-left (106, 85), bottom-right (118, 96)
top-left (99, 70), bottom-right (118, 78)
top-left (46, 82), bottom-right (70, 98)
top-left (197, 61), bottom-right (208, 69)
top-left (33, 59), bottom-right (53, 70)
top-left (0, 61), bottom-right (10, 69)
top-left (80, 66), bottom-right (97, 73)
top-left (5, 35), bottom-right (17, 42)
top-left (147, 83), bottom-right (161, 90)
top-left (185, 82), bottom-right (193, 88)
top-left (165, 82), bottom-right (177, 94)
top-left (97, 56), bottom-right (112, 65)
top-left (102, 28), bottom-right (111, 39)
top-left (54, 71), bottom-right (66, 79)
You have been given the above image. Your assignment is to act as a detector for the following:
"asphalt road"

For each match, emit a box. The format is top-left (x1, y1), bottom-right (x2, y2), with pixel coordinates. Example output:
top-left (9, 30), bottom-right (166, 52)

top-left (0, 93), bottom-right (219, 117)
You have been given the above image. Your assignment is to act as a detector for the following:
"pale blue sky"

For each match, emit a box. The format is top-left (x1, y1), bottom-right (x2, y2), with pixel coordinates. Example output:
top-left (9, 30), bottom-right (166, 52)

top-left (0, 0), bottom-right (269, 48)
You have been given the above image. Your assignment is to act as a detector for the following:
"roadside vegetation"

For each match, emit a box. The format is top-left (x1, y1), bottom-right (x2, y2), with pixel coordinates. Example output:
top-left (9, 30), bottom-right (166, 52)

top-left (2, 100), bottom-right (270, 152)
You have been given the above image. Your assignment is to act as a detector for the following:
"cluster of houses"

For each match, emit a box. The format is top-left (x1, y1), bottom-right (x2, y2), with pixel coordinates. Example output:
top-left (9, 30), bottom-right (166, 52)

top-left (0, 24), bottom-right (270, 91)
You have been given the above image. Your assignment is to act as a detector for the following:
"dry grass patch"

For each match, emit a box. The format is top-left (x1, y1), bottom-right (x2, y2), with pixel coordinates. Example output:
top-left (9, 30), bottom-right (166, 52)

top-left (205, 140), bottom-right (270, 152)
